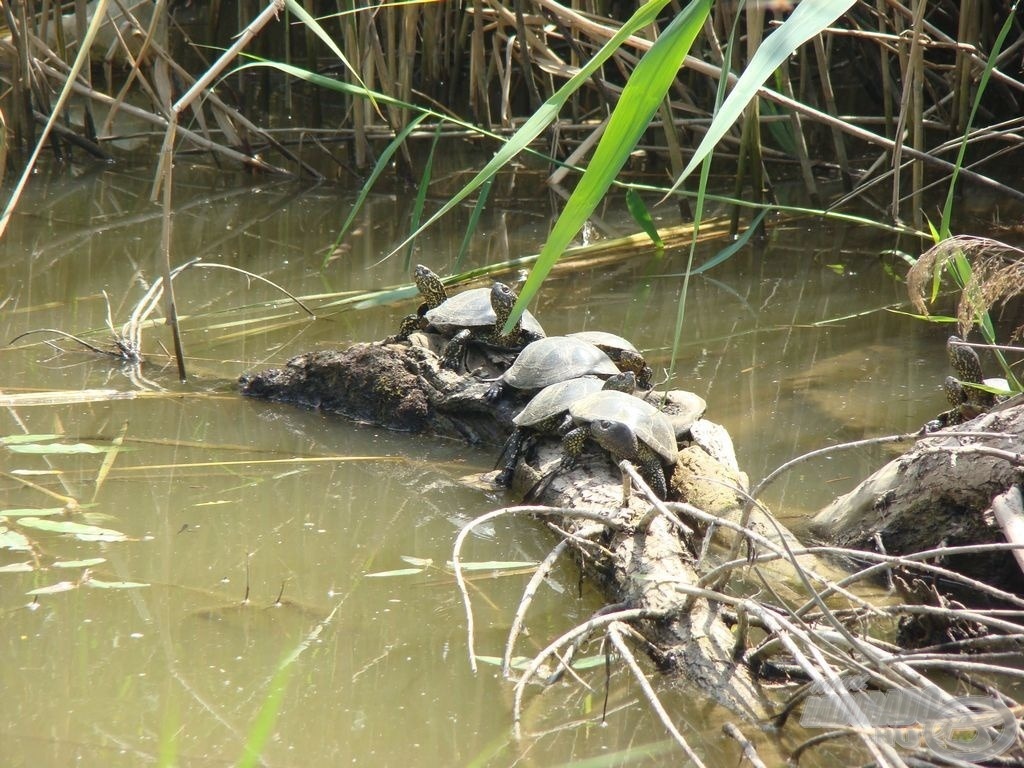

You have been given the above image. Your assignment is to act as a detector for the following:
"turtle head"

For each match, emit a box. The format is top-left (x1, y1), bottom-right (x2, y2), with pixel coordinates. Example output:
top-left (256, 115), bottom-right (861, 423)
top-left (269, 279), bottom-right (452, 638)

top-left (490, 282), bottom-right (521, 333)
top-left (414, 265), bottom-right (448, 309)
top-left (589, 419), bottom-right (639, 461)
top-left (946, 335), bottom-right (984, 384)
top-left (603, 371), bottom-right (637, 393)
top-left (616, 349), bottom-right (653, 389)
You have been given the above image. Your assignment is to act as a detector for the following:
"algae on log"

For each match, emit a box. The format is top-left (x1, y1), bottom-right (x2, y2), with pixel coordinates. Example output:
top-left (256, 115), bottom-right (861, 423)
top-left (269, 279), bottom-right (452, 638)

top-left (238, 340), bottom-right (521, 444)
top-left (240, 338), bottom-right (772, 721)
top-left (811, 401), bottom-right (1024, 596)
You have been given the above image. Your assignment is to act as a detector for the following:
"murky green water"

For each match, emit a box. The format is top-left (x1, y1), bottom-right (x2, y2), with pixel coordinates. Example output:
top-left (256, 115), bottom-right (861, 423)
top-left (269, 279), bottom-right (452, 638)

top-left (1, 158), bottom-right (959, 766)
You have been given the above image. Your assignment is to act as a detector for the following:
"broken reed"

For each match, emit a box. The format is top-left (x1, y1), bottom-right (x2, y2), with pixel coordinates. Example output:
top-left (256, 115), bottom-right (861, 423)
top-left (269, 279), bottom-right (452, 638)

top-left (0, 1), bottom-right (1021, 218)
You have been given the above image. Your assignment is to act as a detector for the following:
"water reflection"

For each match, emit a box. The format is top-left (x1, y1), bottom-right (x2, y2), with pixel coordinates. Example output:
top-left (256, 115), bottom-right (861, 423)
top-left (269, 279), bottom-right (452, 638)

top-left (0, 163), bottom-right (952, 765)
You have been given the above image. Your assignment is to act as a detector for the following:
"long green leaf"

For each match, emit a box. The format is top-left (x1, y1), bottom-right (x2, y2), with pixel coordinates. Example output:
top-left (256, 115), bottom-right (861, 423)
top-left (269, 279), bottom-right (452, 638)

top-left (406, 123), bottom-right (444, 265)
top-left (323, 113), bottom-right (428, 268)
top-left (283, 0), bottom-right (365, 90)
top-left (670, 0), bottom-right (856, 190)
top-left (689, 210), bottom-right (769, 275)
top-left (506, 0), bottom-right (711, 332)
top-left (378, 0), bottom-right (676, 261)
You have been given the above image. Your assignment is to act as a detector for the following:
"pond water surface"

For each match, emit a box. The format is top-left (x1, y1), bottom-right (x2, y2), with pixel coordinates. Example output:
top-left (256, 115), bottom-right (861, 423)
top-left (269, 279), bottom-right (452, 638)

top-left (0, 155), bottom-right (968, 766)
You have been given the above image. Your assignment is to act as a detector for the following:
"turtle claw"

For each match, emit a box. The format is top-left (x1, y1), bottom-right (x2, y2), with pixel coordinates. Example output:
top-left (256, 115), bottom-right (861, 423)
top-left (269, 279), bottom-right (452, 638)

top-left (485, 382), bottom-right (505, 402)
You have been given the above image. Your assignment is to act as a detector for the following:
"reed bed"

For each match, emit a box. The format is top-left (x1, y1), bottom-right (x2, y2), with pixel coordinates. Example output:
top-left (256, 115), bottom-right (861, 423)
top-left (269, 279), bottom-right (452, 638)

top-left (1, 0), bottom-right (1021, 220)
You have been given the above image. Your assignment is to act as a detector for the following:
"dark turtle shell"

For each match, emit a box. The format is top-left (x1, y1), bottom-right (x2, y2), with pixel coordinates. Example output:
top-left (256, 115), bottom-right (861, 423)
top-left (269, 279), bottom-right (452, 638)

top-left (499, 336), bottom-right (619, 392)
top-left (568, 390), bottom-right (677, 465)
top-left (513, 377), bottom-right (607, 427)
top-left (513, 372), bottom-right (636, 427)
top-left (567, 331), bottom-right (652, 388)
top-left (424, 287), bottom-right (544, 338)
top-left (567, 331), bottom-right (639, 354)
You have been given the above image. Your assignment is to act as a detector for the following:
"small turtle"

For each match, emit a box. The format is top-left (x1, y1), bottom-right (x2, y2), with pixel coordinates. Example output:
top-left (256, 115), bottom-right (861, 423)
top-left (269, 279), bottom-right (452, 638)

top-left (658, 389), bottom-right (707, 440)
top-left (423, 281), bottom-right (545, 370)
top-left (567, 331), bottom-right (653, 388)
top-left (495, 371), bottom-right (636, 487)
top-left (484, 336), bottom-right (620, 402)
top-left (388, 264), bottom-right (449, 343)
top-left (559, 389), bottom-right (679, 499)
top-left (937, 335), bottom-right (1009, 426)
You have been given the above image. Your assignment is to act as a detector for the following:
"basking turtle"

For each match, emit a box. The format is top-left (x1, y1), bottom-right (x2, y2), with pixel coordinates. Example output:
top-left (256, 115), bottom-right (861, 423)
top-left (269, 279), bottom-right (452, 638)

top-left (426, 281), bottom-right (545, 369)
top-left (495, 371), bottom-right (636, 487)
top-left (567, 331), bottom-right (653, 388)
top-left (939, 335), bottom-right (1008, 425)
top-left (388, 264), bottom-right (449, 343)
top-left (387, 266), bottom-right (544, 360)
top-left (559, 389), bottom-right (679, 499)
top-left (484, 335), bottom-right (620, 402)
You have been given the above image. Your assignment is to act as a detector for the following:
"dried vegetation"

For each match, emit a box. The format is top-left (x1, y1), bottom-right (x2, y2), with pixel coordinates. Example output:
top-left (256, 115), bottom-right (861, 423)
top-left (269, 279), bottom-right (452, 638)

top-left (1, 0), bottom-right (1022, 221)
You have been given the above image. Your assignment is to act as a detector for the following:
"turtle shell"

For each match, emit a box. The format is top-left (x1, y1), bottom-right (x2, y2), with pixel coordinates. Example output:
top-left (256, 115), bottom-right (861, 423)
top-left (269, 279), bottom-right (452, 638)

top-left (567, 330), bottom-right (639, 354)
top-left (501, 336), bottom-right (620, 391)
top-left (658, 390), bottom-right (707, 438)
top-left (513, 377), bottom-right (606, 427)
top-left (569, 390), bottom-right (678, 465)
top-left (424, 287), bottom-right (544, 338)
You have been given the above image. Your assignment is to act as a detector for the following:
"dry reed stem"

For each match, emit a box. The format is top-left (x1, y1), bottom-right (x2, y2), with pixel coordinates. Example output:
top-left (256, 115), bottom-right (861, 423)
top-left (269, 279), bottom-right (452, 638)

top-left (907, 235), bottom-right (1024, 340)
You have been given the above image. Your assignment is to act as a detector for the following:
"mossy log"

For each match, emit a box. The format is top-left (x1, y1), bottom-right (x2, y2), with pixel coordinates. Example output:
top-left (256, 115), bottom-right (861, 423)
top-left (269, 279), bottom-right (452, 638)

top-left (239, 335), bottom-right (774, 720)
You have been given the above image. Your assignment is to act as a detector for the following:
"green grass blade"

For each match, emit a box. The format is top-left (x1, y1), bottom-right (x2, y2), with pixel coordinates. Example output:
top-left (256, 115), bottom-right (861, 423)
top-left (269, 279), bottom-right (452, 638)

top-left (668, 1), bottom-right (743, 375)
top-left (322, 113), bottom-right (428, 268)
top-left (378, 0), bottom-right (675, 262)
top-left (688, 210), bottom-right (769, 275)
top-left (670, 0), bottom-right (856, 191)
top-left (455, 177), bottom-right (494, 271)
top-left (283, 0), bottom-right (365, 89)
top-left (625, 189), bottom-right (664, 248)
top-left (406, 123), bottom-right (444, 265)
top-left (237, 662), bottom-right (291, 768)
top-left (506, 0), bottom-right (711, 332)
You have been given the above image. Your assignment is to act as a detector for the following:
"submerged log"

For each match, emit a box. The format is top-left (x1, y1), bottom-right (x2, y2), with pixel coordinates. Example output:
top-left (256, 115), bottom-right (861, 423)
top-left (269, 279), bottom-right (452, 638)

top-left (811, 400), bottom-right (1024, 597)
top-left (240, 336), bottom-right (778, 720)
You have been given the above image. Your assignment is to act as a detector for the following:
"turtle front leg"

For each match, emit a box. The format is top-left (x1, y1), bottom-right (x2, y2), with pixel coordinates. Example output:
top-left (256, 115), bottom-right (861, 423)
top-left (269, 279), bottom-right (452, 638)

top-left (439, 329), bottom-right (472, 370)
top-left (559, 425), bottom-right (592, 470)
top-left (385, 312), bottom-right (424, 344)
top-left (631, 444), bottom-right (669, 500)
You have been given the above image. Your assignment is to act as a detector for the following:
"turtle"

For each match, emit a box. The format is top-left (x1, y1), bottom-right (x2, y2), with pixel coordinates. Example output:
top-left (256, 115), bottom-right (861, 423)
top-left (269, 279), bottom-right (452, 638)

top-left (567, 331), bottom-right (653, 389)
top-left (428, 281), bottom-right (545, 370)
top-left (484, 335), bottom-right (621, 402)
top-left (387, 264), bottom-right (450, 343)
top-left (495, 371), bottom-right (636, 487)
top-left (937, 335), bottom-right (1010, 426)
top-left (658, 389), bottom-right (707, 439)
top-left (387, 267), bottom-right (545, 361)
top-left (559, 389), bottom-right (679, 499)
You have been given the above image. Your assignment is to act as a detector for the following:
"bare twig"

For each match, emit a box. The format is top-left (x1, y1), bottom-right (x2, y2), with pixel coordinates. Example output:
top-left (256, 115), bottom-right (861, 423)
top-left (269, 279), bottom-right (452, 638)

top-left (607, 621), bottom-right (708, 767)
top-left (454, 505), bottom-right (621, 673)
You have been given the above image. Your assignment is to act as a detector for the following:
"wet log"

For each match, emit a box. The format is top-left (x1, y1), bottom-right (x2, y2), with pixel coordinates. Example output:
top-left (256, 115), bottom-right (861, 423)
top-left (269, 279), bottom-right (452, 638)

top-left (237, 337), bottom-right (519, 444)
top-left (240, 336), bottom-right (773, 721)
top-left (810, 401), bottom-right (1024, 597)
